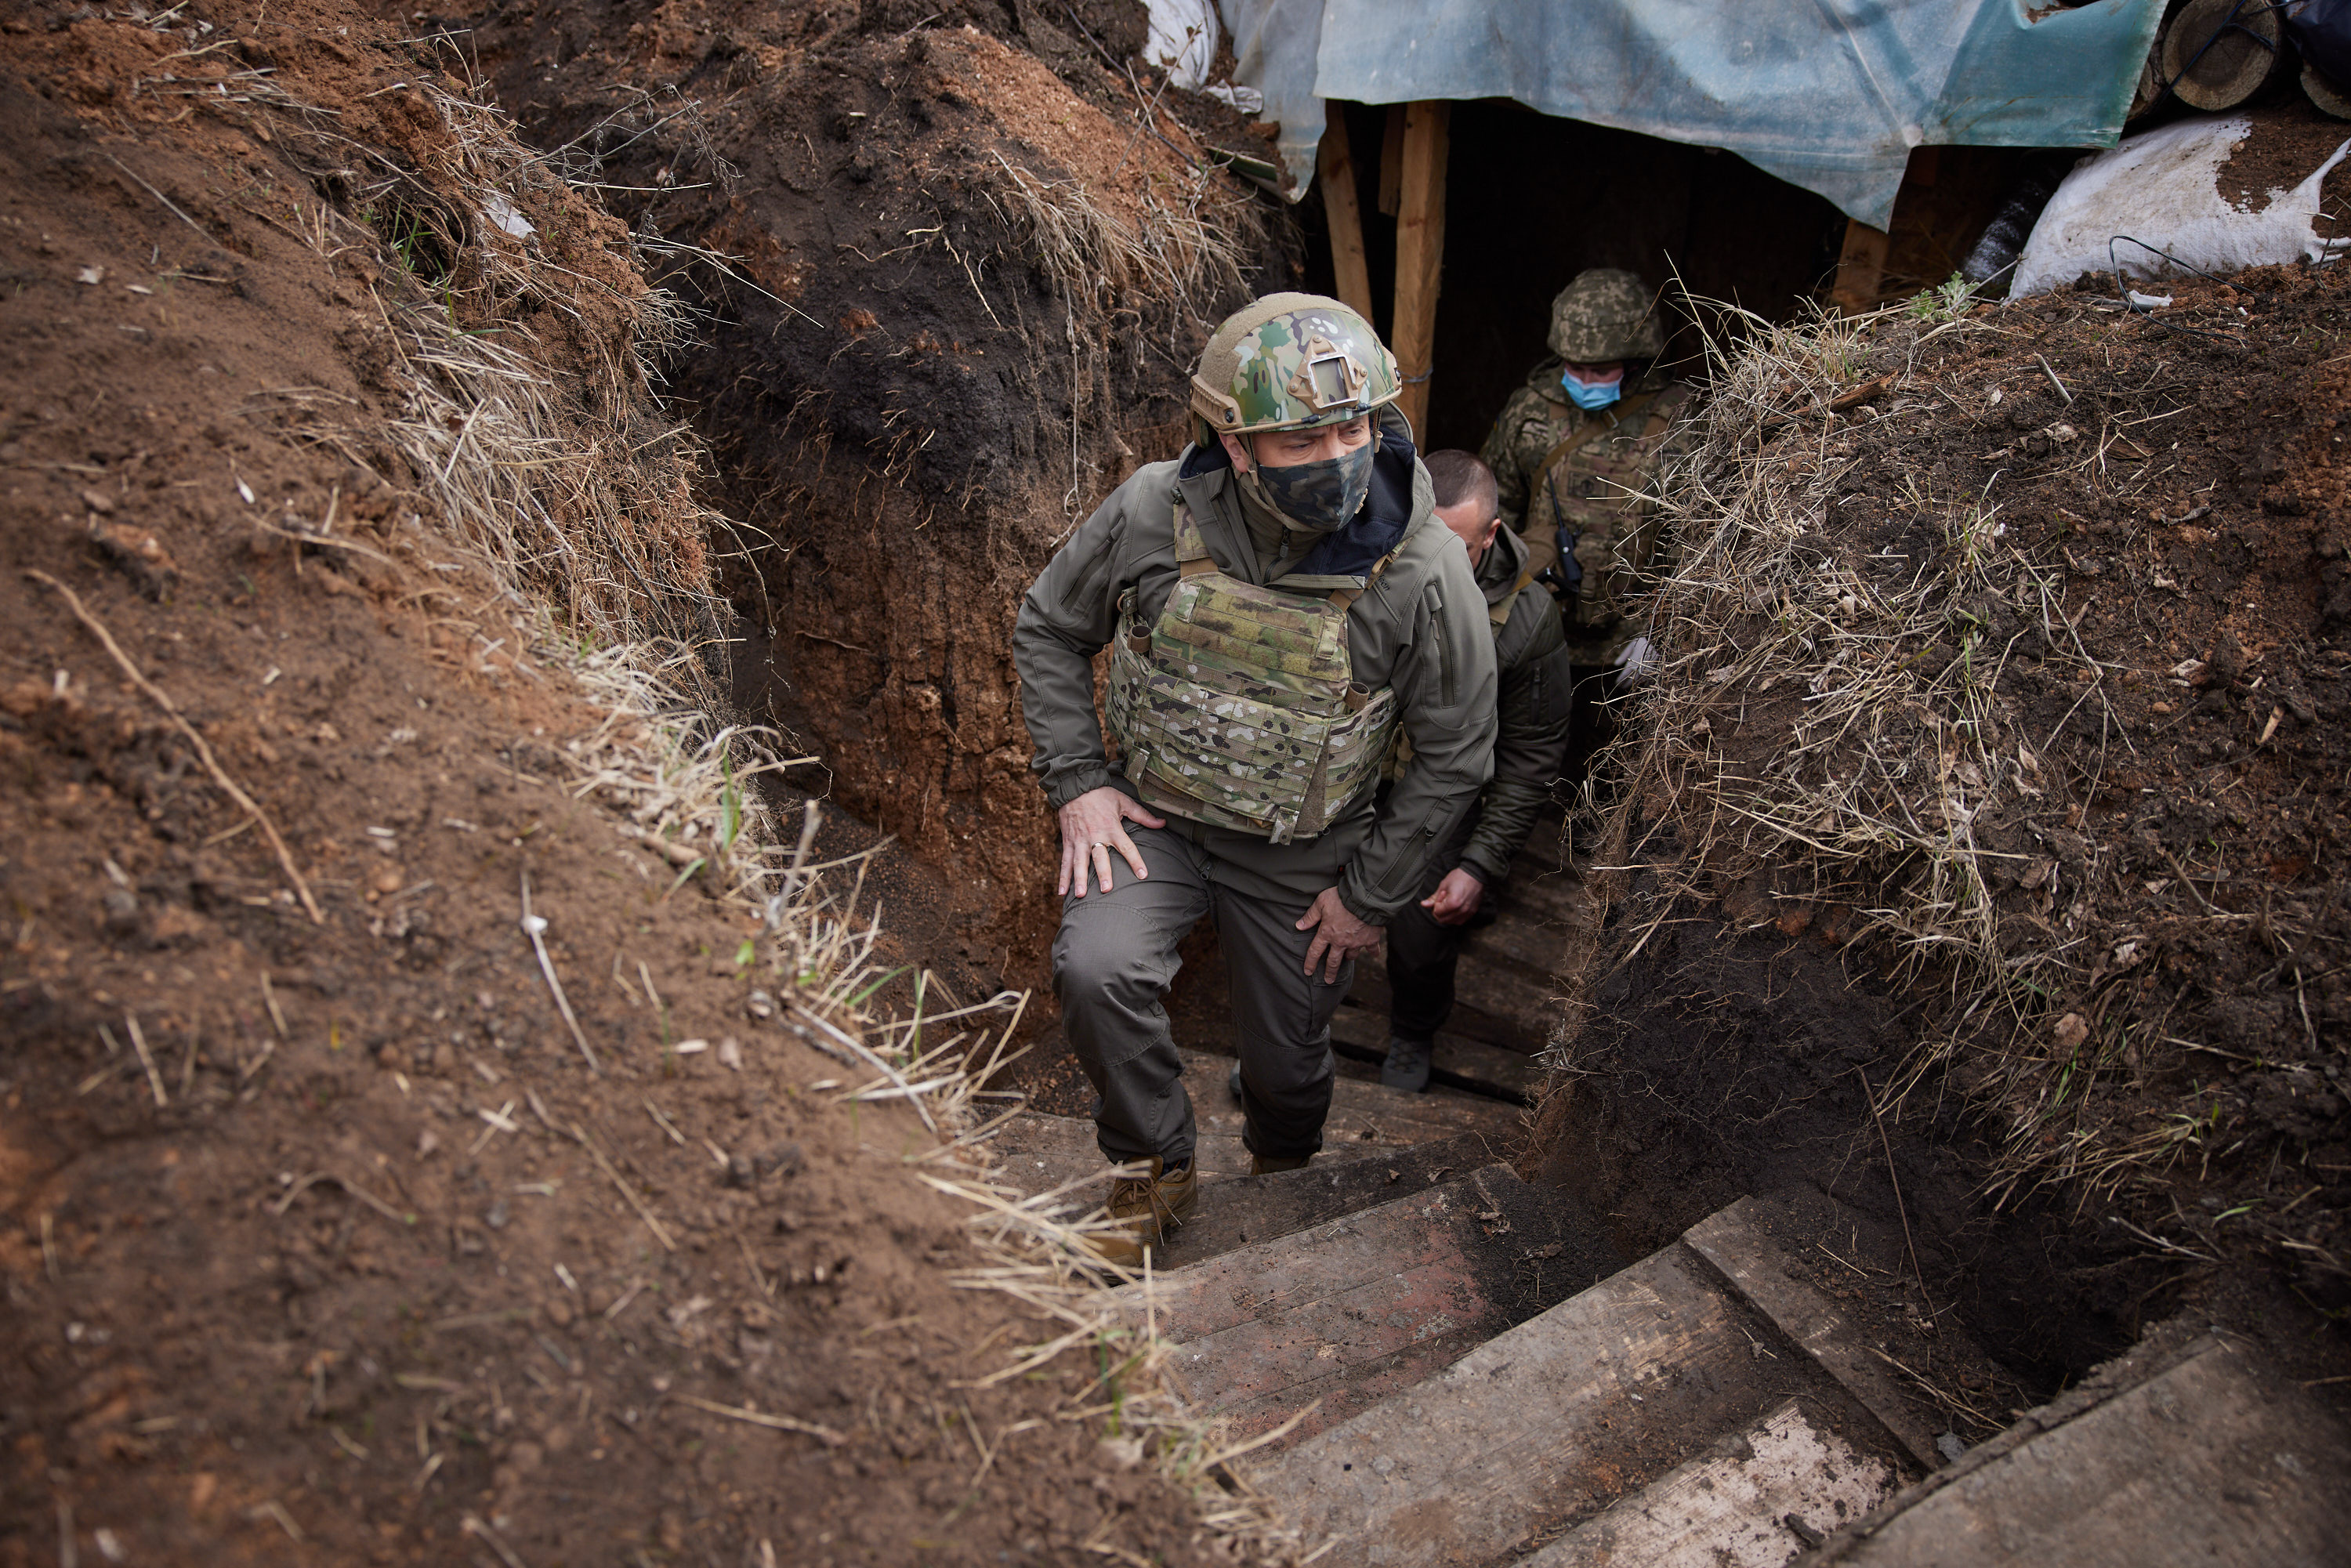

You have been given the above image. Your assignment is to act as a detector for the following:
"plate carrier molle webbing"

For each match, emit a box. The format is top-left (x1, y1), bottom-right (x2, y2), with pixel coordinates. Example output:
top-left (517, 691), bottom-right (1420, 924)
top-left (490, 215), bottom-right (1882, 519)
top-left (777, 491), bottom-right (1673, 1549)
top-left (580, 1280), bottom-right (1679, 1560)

top-left (1105, 500), bottom-right (1401, 846)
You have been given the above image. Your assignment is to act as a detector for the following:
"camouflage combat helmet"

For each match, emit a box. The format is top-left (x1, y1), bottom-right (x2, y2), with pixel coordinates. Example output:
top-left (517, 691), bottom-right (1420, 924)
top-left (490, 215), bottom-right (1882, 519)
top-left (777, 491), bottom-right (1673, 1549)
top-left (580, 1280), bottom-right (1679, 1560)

top-left (1547, 269), bottom-right (1665, 362)
top-left (1190, 293), bottom-right (1401, 445)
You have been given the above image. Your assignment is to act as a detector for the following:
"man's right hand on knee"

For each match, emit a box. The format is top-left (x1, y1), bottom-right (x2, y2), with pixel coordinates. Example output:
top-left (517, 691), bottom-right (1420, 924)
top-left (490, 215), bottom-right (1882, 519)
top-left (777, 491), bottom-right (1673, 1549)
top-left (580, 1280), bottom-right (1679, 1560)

top-left (1056, 786), bottom-right (1166, 898)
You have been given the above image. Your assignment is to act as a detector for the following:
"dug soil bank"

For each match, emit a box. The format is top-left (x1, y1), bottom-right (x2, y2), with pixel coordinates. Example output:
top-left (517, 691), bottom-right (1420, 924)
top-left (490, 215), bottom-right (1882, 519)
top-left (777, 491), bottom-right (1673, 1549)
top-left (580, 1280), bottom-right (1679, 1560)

top-left (463, 0), bottom-right (1289, 1001)
top-left (9, 0), bottom-right (2350, 1558)
top-left (0, 5), bottom-right (1241, 1563)
top-left (1535, 268), bottom-right (2351, 1428)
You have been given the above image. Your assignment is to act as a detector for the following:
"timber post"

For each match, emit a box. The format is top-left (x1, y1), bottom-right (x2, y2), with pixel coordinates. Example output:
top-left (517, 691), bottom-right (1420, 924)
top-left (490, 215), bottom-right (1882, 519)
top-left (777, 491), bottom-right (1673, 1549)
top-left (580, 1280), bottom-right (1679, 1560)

top-left (1392, 100), bottom-right (1450, 442)
top-left (1318, 100), bottom-right (1375, 322)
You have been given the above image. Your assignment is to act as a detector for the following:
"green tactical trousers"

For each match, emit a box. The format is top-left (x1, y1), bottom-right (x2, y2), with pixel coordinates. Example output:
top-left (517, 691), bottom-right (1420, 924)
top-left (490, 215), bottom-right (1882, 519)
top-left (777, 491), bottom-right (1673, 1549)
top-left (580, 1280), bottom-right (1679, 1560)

top-left (1051, 821), bottom-right (1353, 1168)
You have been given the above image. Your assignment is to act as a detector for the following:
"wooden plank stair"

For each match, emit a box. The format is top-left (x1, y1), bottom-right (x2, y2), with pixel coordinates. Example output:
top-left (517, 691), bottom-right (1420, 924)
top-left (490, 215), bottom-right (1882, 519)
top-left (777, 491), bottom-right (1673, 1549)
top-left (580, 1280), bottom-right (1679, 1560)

top-left (984, 1047), bottom-right (1520, 1223)
top-left (1801, 1332), bottom-right (2351, 1567)
top-left (1127, 1165), bottom-right (1619, 1447)
top-left (980, 910), bottom-right (2347, 1567)
top-left (1324, 1001), bottom-right (1541, 1105)
top-left (1252, 1199), bottom-right (1924, 1567)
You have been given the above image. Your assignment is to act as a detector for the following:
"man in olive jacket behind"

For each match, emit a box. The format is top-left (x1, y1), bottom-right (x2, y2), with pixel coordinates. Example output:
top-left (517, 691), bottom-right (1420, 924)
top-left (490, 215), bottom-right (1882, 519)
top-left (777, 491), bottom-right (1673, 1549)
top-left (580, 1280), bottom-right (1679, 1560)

top-left (1378, 451), bottom-right (1574, 1092)
top-left (1012, 294), bottom-right (1498, 1266)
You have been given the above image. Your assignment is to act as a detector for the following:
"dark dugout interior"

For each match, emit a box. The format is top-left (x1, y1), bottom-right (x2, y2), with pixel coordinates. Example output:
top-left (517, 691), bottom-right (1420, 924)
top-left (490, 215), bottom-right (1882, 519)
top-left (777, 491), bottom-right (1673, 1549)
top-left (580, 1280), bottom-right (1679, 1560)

top-left (1289, 98), bottom-right (2051, 456)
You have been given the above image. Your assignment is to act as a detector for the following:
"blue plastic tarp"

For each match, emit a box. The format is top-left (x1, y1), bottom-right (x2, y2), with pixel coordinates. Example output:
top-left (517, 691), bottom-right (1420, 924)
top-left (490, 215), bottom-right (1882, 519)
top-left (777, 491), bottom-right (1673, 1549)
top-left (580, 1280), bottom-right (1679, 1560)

top-left (1223, 0), bottom-right (2164, 228)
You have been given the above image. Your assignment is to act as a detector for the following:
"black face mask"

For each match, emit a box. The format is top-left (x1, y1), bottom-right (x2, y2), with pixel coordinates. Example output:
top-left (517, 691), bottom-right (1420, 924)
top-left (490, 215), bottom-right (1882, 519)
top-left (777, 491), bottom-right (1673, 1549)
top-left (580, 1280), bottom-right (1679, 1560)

top-left (1241, 440), bottom-right (1375, 534)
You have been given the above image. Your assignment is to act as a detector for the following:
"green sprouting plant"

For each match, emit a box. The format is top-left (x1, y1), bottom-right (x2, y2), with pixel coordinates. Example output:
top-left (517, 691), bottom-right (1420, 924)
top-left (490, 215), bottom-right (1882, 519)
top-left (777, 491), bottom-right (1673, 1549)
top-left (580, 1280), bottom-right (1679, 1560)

top-left (719, 748), bottom-right (743, 857)
top-left (1906, 272), bottom-right (1976, 323)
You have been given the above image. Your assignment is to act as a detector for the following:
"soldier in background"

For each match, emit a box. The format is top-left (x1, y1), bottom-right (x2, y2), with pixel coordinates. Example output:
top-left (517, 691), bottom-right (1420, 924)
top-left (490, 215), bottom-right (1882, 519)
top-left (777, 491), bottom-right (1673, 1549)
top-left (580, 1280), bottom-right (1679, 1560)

top-left (1480, 269), bottom-right (1690, 730)
top-left (1378, 451), bottom-right (1574, 1092)
top-left (1013, 295), bottom-right (1498, 1267)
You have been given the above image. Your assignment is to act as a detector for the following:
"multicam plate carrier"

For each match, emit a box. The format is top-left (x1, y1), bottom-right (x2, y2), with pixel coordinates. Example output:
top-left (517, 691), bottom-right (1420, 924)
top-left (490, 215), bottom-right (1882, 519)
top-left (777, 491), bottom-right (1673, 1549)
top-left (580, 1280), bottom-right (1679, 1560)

top-left (1105, 502), bottom-right (1400, 845)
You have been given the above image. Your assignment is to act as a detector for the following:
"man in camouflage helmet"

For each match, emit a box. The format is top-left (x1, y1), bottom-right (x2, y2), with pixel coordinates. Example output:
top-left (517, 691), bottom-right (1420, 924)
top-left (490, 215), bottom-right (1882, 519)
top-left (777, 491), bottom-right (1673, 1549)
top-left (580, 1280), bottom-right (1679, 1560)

top-left (1480, 269), bottom-right (1690, 697)
top-left (1013, 293), bottom-right (1498, 1267)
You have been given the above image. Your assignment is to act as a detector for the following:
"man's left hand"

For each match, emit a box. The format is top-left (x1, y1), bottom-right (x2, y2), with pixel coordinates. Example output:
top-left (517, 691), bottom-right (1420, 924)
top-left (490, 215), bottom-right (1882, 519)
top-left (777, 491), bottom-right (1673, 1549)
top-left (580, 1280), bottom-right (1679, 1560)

top-left (1420, 868), bottom-right (1486, 926)
top-left (1296, 887), bottom-right (1382, 984)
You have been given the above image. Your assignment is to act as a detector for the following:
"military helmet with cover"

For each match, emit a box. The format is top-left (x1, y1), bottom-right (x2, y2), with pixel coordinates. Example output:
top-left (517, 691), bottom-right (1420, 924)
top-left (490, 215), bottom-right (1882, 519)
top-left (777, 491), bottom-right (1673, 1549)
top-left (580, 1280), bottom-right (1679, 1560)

top-left (1190, 293), bottom-right (1401, 446)
top-left (1547, 269), bottom-right (1665, 362)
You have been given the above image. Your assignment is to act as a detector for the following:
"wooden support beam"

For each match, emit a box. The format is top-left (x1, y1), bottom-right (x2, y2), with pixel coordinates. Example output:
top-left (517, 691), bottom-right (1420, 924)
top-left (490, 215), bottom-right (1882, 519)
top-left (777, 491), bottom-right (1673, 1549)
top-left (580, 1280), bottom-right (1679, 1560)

top-left (2309, 60), bottom-right (2351, 121)
top-left (1831, 216), bottom-right (1891, 316)
top-left (1317, 101), bottom-right (1375, 322)
top-left (1390, 100), bottom-right (1449, 442)
top-left (2161, 0), bottom-right (2288, 111)
top-left (1377, 103), bottom-right (1407, 216)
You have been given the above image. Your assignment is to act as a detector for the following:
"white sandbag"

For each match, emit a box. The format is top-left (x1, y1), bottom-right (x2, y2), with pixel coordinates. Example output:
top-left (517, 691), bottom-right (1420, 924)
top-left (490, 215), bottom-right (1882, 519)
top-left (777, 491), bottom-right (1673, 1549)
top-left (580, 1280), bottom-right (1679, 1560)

top-left (1146, 0), bottom-right (1219, 89)
top-left (2012, 114), bottom-right (2349, 297)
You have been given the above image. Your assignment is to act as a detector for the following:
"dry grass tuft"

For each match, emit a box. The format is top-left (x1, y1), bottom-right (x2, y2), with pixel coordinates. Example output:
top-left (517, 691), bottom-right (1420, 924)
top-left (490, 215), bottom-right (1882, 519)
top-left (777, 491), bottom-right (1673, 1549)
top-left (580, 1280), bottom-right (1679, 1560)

top-left (1586, 294), bottom-right (2174, 1207)
top-left (984, 150), bottom-right (1263, 511)
top-left (224, 56), bottom-right (1296, 1555)
top-left (984, 149), bottom-right (1255, 340)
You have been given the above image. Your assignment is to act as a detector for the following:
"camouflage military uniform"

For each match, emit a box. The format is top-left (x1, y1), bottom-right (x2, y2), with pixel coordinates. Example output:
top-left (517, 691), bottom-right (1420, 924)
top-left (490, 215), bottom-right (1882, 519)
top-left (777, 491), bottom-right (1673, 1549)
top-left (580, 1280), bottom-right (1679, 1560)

top-left (1016, 388), bottom-right (1496, 1171)
top-left (1480, 269), bottom-right (1690, 670)
top-left (1481, 368), bottom-right (1690, 668)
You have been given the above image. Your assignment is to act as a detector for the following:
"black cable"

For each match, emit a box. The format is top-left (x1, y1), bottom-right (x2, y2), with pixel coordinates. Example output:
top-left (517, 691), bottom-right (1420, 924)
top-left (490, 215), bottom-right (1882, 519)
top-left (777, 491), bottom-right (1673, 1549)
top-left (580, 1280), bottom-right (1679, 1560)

top-left (2106, 235), bottom-right (2260, 348)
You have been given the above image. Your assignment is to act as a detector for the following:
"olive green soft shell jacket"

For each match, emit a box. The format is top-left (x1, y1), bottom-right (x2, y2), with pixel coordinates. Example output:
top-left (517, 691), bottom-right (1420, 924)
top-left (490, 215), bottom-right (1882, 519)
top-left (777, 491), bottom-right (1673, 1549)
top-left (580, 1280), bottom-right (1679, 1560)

top-left (1456, 524), bottom-right (1574, 891)
top-left (1014, 437), bottom-right (1498, 925)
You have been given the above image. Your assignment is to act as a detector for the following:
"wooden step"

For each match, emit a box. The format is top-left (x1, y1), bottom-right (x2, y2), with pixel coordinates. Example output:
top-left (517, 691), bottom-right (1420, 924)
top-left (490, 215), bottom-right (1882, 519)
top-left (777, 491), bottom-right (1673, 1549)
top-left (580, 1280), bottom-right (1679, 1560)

top-left (1326, 1001), bottom-right (1541, 1104)
top-left (1806, 1334), bottom-right (2351, 1566)
top-left (1521, 1400), bottom-right (1897, 1568)
top-left (1685, 1200), bottom-right (1942, 1472)
top-left (1255, 1202), bottom-right (1925, 1568)
top-left (1154, 1133), bottom-right (1492, 1266)
top-left (1130, 1165), bottom-right (1618, 1450)
top-left (984, 1049), bottom-right (1520, 1210)
top-left (1491, 861), bottom-right (1592, 933)
top-left (1212, 1048), bottom-right (1523, 1153)
top-left (1454, 904), bottom-right (1578, 975)
top-left (1346, 951), bottom-right (1565, 1053)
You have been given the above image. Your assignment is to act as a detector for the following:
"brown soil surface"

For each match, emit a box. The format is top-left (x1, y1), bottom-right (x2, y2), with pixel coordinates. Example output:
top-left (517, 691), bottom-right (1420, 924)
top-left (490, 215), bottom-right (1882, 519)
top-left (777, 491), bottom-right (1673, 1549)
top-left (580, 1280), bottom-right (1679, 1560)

top-left (1534, 264), bottom-right (2351, 1420)
top-left (463, 0), bottom-right (1290, 1006)
top-left (0, 6), bottom-right (1226, 1564)
top-left (11, 0), bottom-right (2344, 1552)
top-left (2215, 96), bottom-right (2351, 213)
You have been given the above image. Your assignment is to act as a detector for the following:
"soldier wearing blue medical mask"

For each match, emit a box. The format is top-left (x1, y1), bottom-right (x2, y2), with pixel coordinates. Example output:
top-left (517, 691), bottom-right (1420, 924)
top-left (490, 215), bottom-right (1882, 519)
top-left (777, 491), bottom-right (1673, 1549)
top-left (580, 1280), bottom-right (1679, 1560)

top-left (1479, 270), bottom-right (1690, 707)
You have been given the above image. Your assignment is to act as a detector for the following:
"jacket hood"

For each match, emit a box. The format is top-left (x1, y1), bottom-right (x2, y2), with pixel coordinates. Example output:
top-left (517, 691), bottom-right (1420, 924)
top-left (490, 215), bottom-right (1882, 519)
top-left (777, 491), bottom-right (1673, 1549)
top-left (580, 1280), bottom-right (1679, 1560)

top-left (1476, 521), bottom-right (1531, 605)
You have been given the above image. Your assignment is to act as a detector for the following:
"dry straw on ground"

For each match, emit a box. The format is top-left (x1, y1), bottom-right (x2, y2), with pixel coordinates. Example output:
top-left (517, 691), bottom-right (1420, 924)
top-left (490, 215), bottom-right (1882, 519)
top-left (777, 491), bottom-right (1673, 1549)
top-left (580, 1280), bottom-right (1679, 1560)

top-left (1585, 292), bottom-right (2186, 1207)
top-left (220, 50), bottom-right (1301, 1559)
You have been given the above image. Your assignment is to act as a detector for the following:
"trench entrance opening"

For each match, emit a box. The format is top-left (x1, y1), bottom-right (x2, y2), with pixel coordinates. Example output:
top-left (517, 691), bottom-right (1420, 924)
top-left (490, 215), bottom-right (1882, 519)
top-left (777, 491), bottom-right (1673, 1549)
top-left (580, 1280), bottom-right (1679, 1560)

top-left (940, 108), bottom-right (2161, 1412)
top-left (462, 2), bottom-right (2338, 1460)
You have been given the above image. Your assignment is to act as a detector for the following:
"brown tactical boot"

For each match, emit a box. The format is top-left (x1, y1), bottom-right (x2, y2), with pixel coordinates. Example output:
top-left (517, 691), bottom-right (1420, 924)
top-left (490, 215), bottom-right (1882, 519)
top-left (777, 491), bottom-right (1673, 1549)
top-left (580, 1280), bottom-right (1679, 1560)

top-left (1083, 1157), bottom-right (1197, 1269)
top-left (1248, 1152), bottom-right (1312, 1176)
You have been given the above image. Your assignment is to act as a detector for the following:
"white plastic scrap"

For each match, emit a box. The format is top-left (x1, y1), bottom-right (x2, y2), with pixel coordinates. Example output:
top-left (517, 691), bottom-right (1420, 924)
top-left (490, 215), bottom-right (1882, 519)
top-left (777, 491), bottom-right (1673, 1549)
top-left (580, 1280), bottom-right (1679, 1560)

top-left (1143, 1), bottom-right (1261, 110)
top-left (481, 192), bottom-right (536, 241)
top-left (1146, 0), bottom-right (1217, 89)
top-left (2013, 114), bottom-right (2351, 298)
